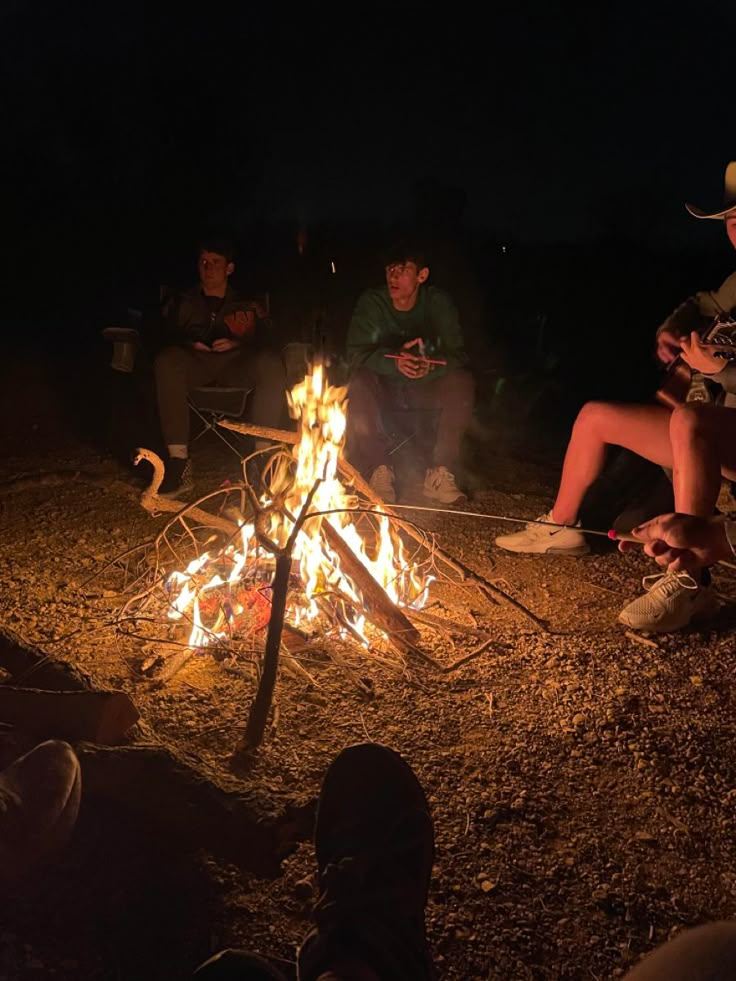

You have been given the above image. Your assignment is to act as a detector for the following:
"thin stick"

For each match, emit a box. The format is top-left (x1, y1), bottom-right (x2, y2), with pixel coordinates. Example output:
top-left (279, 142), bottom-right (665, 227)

top-left (443, 638), bottom-right (497, 673)
top-left (239, 475), bottom-right (324, 752)
top-left (219, 419), bottom-right (548, 630)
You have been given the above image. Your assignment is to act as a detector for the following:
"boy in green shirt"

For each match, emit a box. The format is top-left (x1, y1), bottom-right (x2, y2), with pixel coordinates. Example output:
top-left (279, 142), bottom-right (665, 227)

top-left (345, 241), bottom-right (475, 505)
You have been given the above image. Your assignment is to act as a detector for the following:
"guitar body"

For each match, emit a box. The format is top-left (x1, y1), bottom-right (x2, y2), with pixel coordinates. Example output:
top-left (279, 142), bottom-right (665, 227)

top-left (655, 313), bottom-right (736, 408)
top-left (656, 362), bottom-right (697, 408)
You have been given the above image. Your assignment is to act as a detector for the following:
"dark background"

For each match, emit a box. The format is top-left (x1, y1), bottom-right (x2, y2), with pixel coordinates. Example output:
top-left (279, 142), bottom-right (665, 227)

top-left (1, 0), bottom-right (734, 448)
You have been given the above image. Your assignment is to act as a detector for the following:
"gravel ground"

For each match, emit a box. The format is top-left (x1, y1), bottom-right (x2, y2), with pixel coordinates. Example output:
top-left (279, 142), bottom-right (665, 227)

top-left (1, 358), bottom-right (736, 981)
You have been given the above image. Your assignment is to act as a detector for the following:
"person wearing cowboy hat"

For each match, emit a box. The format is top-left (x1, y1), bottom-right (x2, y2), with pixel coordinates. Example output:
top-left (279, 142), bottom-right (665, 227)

top-left (655, 161), bottom-right (736, 366)
top-left (495, 161), bottom-right (736, 634)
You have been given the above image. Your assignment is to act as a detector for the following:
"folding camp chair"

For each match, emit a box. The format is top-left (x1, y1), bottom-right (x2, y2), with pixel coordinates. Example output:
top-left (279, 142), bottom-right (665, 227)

top-left (188, 384), bottom-right (253, 457)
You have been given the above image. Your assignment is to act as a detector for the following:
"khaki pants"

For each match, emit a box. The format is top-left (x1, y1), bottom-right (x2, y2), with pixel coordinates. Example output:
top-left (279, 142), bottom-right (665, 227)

top-left (154, 345), bottom-right (287, 447)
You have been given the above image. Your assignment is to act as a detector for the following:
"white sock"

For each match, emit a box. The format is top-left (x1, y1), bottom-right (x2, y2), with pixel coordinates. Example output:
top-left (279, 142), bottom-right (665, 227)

top-left (168, 444), bottom-right (188, 460)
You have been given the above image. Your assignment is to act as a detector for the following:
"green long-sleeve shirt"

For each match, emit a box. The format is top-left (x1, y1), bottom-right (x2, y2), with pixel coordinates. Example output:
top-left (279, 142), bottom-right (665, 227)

top-left (345, 285), bottom-right (469, 381)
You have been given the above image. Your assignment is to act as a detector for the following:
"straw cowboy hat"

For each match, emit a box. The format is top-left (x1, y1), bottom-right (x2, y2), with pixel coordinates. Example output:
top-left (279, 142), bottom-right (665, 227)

top-left (686, 161), bottom-right (736, 219)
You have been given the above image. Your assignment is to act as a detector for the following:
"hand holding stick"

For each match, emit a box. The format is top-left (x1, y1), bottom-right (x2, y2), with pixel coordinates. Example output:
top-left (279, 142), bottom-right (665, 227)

top-left (613, 513), bottom-right (732, 572)
top-left (384, 354), bottom-right (447, 366)
top-left (388, 338), bottom-right (445, 379)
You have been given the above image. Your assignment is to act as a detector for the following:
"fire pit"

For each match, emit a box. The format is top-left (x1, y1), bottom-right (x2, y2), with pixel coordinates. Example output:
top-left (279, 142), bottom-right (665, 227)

top-left (107, 358), bottom-right (542, 747)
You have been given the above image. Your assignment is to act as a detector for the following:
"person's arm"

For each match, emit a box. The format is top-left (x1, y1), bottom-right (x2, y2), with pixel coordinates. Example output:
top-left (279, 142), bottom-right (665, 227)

top-left (694, 270), bottom-right (736, 319)
top-left (656, 272), bottom-right (736, 364)
top-left (345, 292), bottom-right (400, 375)
top-left (426, 290), bottom-right (469, 371)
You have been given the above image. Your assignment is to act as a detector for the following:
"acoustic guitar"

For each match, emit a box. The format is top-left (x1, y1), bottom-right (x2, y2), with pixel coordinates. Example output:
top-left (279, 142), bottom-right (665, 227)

top-left (655, 313), bottom-right (736, 409)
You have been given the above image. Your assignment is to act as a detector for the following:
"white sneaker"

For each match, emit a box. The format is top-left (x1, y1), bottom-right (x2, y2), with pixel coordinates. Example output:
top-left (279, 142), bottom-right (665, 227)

top-left (423, 466), bottom-right (466, 505)
top-left (369, 465), bottom-right (396, 504)
top-left (494, 510), bottom-right (589, 555)
top-left (618, 571), bottom-right (720, 633)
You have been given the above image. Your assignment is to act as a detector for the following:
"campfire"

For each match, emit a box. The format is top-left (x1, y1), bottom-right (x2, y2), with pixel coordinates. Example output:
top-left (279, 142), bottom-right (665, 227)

top-left (117, 357), bottom-right (542, 747)
top-left (162, 359), bottom-right (432, 653)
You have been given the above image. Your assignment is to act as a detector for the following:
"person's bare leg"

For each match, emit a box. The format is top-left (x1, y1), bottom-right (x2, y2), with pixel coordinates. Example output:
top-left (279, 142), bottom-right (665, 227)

top-left (552, 402), bottom-right (673, 525)
top-left (670, 403), bottom-right (736, 516)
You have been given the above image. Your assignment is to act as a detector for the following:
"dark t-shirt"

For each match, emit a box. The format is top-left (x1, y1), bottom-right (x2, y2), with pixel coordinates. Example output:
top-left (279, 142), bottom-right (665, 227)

top-left (163, 285), bottom-right (259, 348)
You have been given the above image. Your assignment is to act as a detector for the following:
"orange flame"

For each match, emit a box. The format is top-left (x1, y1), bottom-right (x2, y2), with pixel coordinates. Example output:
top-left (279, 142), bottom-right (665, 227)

top-left (165, 360), bottom-right (430, 648)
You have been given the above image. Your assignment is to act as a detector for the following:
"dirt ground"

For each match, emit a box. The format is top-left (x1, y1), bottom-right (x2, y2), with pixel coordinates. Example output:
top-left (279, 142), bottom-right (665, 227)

top-left (1, 351), bottom-right (736, 981)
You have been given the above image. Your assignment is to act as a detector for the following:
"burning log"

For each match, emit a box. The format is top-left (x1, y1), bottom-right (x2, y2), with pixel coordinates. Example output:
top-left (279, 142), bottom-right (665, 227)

top-left (219, 419), bottom-right (547, 632)
top-left (321, 521), bottom-right (420, 652)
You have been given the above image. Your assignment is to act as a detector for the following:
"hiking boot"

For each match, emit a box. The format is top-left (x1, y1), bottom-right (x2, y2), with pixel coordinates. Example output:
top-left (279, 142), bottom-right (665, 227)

top-left (618, 571), bottom-right (720, 633)
top-left (158, 457), bottom-right (194, 498)
top-left (297, 743), bottom-right (435, 981)
top-left (423, 466), bottom-right (466, 505)
top-left (0, 740), bottom-right (82, 882)
top-left (495, 510), bottom-right (590, 555)
top-left (369, 465), bottom-right (396, 504)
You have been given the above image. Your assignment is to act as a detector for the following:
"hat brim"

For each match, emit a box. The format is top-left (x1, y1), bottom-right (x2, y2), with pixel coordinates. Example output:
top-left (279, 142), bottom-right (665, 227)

top-left (686, 201), bottom-right (736, 220)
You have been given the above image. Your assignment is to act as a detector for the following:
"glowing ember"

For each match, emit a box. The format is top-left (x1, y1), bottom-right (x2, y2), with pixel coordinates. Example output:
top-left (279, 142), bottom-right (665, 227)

top-left (164, 360), bottom-right (431, 649)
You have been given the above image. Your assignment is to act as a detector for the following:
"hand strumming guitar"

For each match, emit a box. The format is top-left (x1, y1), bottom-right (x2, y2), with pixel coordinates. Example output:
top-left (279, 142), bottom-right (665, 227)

top-left (395, 337), bottom-right (432, 380)
top-left (679, 330), bottom-right (734, 375)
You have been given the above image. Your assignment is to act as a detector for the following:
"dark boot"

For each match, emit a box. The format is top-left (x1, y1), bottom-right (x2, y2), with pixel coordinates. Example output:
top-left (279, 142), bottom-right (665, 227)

top-left (298, 743), bottom-right (435, 981)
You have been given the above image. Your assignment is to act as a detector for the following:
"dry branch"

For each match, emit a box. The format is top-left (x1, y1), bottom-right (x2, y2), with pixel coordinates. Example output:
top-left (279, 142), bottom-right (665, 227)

top-left (133, 448), bottom-right (241, 536)
top-left (219, 420), bottom-right (548, 631)
top-left (239, 475), bottom-right (324, 752)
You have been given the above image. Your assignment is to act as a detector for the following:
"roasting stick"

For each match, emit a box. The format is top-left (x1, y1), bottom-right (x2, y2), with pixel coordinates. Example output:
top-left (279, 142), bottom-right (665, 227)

top-left (215, 419), bottom-right (731, 546)
top-left (379, 504), bottom-right (731, 544)
top-left (373, 504), bottom-right (628, 540)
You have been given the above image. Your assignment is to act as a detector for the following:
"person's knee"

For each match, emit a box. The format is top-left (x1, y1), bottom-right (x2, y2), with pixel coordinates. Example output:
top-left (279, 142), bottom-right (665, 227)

top-left (573, 400), bottom-right (611, 437)
top-left (669, 403), bottom-right (712, 444)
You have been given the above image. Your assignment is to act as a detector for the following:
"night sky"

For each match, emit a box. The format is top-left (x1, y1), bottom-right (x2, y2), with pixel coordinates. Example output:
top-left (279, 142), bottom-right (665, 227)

top-left (1, 1), bottom-right (734, 302)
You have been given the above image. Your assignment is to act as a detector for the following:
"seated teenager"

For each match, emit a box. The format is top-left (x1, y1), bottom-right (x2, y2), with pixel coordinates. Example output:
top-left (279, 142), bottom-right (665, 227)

top-left (154, 236), bottom-right (287, 497)
top-left (496, 162), bottom-right (736, 633)
top-left (344, 240), bottom-right (475, 506)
